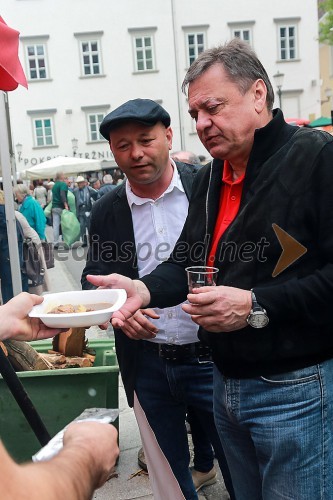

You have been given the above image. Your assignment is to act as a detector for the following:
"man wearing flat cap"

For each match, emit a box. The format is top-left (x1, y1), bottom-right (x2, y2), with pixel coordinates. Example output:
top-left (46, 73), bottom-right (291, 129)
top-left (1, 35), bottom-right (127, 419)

top-left (73, 176), bottom-right (98, 247)
top-left (82, 99), bottom-right (234, 499)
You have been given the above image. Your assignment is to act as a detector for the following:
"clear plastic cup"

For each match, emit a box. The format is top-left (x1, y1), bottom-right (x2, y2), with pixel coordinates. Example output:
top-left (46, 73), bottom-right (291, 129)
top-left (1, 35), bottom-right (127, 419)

top-left (185, 266), bottom-right (219, 292)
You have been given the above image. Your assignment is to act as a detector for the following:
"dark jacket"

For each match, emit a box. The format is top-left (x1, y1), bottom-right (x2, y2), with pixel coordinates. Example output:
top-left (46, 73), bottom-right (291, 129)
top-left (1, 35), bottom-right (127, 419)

top-left (141, 110), bottom-right (333, 378)
top-left (73, 186), bottom-right (98, 214)
top-left (82, 162), bottom-right (200, 406)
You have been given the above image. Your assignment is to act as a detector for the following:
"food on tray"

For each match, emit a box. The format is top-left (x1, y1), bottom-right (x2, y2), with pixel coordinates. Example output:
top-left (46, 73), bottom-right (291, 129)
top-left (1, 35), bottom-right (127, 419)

top-left (48, 303), bottom-right (112, 314)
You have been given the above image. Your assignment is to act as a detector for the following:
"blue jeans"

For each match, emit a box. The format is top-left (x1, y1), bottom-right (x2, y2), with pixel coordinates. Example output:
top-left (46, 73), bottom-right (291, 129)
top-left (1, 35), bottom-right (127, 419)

top-left (135, 346), bottom-right (234, 500)
top-left (213, 360), bottom-right (333, 500)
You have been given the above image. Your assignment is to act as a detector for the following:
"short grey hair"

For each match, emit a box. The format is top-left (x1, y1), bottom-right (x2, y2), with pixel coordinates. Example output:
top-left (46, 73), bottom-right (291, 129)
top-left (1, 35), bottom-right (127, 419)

top-left (182, 38), bottom-right (274, 111)
top-left (103, 174), bottom-right (113, 184)
top-left (13, 183), bottom-right (29, 197)
top-left (55, 171), bottom-right (64, 181)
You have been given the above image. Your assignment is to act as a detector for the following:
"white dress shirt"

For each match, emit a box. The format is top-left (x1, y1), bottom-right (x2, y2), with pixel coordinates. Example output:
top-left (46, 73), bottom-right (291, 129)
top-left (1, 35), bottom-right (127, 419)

top-left (126, 161), bottom-right (199, 345)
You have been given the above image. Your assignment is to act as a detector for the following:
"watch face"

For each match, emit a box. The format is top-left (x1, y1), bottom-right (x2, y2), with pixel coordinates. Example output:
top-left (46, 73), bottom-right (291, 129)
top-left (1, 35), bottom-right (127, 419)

top-left (248, 311), bottom-right (269, 328)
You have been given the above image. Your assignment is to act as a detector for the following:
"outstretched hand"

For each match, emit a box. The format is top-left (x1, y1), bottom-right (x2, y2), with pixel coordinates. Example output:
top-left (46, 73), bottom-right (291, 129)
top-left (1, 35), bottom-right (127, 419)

top-left (86, 274), bottom-right (151, 328)
top-left (0, 293), bottom-right (66, 341)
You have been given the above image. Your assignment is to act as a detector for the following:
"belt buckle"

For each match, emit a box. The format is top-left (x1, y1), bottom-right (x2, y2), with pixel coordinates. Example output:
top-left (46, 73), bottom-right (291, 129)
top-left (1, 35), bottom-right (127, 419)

top-left (196, 343), bottom-right (212, 362)
top-left (159, 343), bottom-right (178, 361)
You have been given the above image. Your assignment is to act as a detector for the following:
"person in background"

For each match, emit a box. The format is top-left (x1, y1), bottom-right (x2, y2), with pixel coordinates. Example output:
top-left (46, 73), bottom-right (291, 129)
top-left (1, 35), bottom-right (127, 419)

top-left (91, 39), bottom-right (333, 499)
top-left (82, 99), bottom-right (234, 500)
top-left (0, 191), bottom-right (28, 303)
top-left (89, 177), bottom-right (101, 191)
top-left (0, 292), bottom-right (119, 500)
top-left (112, 168), bottom-right (124, 185)
top-left (64, 178), bottom-right (77, 216)
top-left (65, 177), bottom-right (74, 192)
top-left (44, 181), bottom-right (54, 227)
top-left (51, 172), bottom-right (69, 249)
top-left (97, 174), bottom-right (116, 199)
top-left (33, 180), bottom-right (47, 209)
top-left (73, 176), bottom-right (98, 247)
top-left (15, 209), bottom-right (50, 295)
top-left (46, 181), bottom-right (54, 205)
top-left (171, 151), bottom-right (201, 166)
top-left (13, 184), bottom-right (46, 242)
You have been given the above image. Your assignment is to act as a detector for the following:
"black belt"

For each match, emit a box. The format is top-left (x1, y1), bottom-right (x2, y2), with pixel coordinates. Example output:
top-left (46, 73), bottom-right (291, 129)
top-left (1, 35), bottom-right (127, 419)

top-left (141, 340), bottom-right (212, 362)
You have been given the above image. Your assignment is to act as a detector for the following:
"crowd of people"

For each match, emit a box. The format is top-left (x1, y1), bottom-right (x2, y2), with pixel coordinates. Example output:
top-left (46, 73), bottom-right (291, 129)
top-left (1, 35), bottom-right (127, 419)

top-left (2, 37), bottom-right (332, 500)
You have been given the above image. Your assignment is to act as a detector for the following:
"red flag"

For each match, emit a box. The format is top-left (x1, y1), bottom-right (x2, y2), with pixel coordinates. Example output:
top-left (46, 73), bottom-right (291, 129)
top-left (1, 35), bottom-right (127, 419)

top-left (0, 16), bottom-right (28, 91)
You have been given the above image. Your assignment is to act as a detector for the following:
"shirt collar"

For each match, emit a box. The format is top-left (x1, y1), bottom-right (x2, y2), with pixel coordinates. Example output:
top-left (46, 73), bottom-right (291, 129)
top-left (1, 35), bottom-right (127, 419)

top-left (126, 159), bottom-right (185, 208)
top-left (222, 160), bottom-right (245, 186)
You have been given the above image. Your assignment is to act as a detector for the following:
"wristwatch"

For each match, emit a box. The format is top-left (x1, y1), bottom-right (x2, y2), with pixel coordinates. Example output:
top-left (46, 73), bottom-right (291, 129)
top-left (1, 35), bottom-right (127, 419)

top-left (247, 290), bottom-right (269, 328)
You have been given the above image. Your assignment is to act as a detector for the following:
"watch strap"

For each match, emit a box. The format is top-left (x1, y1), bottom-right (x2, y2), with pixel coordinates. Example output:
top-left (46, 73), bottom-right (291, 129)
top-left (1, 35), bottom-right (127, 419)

top-left (251, 290), bottom-right (263, 312)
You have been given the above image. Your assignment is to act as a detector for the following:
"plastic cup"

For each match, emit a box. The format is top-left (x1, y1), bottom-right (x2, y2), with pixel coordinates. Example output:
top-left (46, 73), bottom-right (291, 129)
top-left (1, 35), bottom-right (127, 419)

top-left (185, 266), bottom-right (219, 292)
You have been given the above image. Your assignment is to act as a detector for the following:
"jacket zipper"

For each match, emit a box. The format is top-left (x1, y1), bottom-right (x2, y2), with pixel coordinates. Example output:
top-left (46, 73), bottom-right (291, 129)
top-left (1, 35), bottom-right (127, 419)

top-left (204, 160), bottom-right (214, 264)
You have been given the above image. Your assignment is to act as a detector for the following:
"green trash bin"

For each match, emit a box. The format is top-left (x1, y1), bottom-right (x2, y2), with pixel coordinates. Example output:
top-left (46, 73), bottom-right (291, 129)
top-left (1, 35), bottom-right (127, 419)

top-left (0, 339), bottom-right (119, 463)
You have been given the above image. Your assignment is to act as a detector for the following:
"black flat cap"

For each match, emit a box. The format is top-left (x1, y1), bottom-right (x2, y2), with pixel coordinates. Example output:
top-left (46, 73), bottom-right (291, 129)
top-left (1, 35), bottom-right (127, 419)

top-left (100, 98), bottom-right (171, 140)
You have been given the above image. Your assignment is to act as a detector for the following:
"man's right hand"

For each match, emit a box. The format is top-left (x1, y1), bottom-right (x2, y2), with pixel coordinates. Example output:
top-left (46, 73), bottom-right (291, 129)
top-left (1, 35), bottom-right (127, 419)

top-left (86, 274), bottom-right (151, 328)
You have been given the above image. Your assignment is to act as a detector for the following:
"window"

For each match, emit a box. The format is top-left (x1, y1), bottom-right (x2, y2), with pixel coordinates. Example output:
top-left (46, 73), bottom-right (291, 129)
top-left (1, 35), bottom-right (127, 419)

top-left (182, 25), bottom-right (208, 68)
top-left (27, 109), bottom-right (56, 148)
top-left (26, 44), bottom-right (47, 79)
top-left (81, 105), bottom-right (110, 142)
top-left (228, 21), bottom-right (255, 47)
top-left (128, 27), bottom-right (157, 73)
top-left (88, 112), bottom-right (104, 141)
top-left (233, 28), bottom-right (251, 44)
top-left (279, 25), bottom-right (297, 60)
top-left (21, 35), bottom-right (50, 81)
top-left (81, 40), bottom-right (101, 75)
top-left (135, 36), bottom-right (154, 71)
top-left (74, 31), bottom-right (104, 77)
top-left (274, 18), bottom-right (300, 61)
top-left (187, 32), bottom-right (205, 66)
top-left (34, 118), bottom-right (53, 146)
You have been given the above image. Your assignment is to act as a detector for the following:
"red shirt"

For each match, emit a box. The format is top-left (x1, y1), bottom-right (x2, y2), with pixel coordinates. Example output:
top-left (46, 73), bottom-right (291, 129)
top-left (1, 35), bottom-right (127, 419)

top-left (207, 161), bottom-right (245, 267)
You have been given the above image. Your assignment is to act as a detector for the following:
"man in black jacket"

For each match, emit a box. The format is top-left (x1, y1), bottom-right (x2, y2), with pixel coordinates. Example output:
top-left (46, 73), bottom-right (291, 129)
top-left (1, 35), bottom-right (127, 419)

top-left (88, 41), bottom-right (333, 499)
top-left (82, 99), bottom-right (233, 500)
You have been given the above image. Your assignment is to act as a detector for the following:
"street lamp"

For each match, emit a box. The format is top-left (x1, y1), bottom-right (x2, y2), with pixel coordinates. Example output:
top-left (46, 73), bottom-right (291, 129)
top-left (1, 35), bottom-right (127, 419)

top-left (71, 137), bottom-right (78, 156)
top-left (273, 71), bottom-right (285, 110)
top-left (15, 142), bottom-right (22, 160)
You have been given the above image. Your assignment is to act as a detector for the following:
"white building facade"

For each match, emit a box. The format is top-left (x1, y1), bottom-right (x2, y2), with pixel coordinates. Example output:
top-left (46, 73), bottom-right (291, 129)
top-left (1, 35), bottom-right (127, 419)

top-left (3, 0), bottom-right (321, 174)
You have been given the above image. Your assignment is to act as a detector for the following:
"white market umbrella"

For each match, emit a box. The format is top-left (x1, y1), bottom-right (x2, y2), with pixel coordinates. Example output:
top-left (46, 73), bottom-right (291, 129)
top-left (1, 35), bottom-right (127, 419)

top-left (20, 155), bottom-right (111, 180)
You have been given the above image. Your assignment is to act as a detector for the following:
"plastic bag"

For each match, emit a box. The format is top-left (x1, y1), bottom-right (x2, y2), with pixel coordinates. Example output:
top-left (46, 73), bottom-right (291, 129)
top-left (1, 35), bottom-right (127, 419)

top-left (32, 408), bottom-right (119, 462)
top-left (67, 190), bottom-right (77, 216)
top-left (60, 209), bottom-right (80, 246)
top-left (44, 201), bottom-right (52, 218)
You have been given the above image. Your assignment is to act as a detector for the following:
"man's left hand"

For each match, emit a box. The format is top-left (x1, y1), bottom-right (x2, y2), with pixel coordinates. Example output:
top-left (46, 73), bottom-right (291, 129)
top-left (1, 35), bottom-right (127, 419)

top-left (182, 286), bottom-right (252, 332)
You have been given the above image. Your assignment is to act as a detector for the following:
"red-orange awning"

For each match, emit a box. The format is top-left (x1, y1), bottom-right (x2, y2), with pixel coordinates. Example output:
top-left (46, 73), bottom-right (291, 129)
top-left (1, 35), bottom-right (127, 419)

top-left (0, 16), bottom-right (27, 91)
